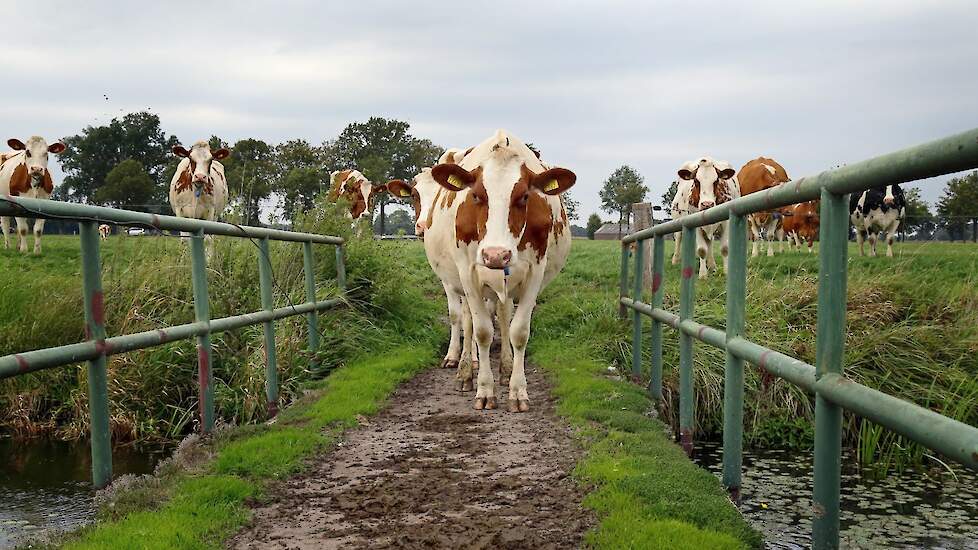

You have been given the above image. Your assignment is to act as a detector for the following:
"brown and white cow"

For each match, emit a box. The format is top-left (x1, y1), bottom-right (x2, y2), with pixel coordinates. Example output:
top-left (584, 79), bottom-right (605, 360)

top-left (98, 224), bottom-right (111, 240)
top-left (328, 169), bottom-right (386, 224)
top-left (670, 157), bottom-right (740, 278)
top-left (0, 137), bottom-right (66, 254)
top-left (783, 201), bottom-right (820, 252)
top-left (426, 130), bottom-right (574, 412)
top-left (738, 157), bottom-right (791, 257)
top-left (169, 141), bottom-right (230, 252)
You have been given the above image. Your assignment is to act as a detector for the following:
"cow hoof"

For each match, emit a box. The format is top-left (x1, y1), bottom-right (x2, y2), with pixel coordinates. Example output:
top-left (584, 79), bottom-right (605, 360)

top-left (441, 358), bottom-right (458, 369)
top-left (462, 378), bottom-right (473, 392)
top-left (518, 399), bottom-right (530, 412)
top-left (455, 379), bottom-right (464, 391)
top-left (474, 397), bottom-right (486, 410)
top-left (485, 397), bottom-right (497, 410)
top-left (507, 399), bottom-right (519, 413)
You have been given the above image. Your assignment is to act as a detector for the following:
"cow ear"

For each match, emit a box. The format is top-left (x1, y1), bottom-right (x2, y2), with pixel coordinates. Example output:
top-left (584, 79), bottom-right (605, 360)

top-left (678, 167), bottom-right (696, 180)
top-left (47, 142), bottom-right (66, 154)
top-left (718, 167), bottom-right (735, 179)
top-left (431, 164), bottom-right (476, 191)
top-left (531, 167), bottom-right (576, 196)
top-left (172, 145), bottom-right (190, 158)
top-left (212, 148), bottom-right (230, 160)
top-left (8, 139), bottom-right (25, 151)
top-left (387, 179), bottom-right (413, 198)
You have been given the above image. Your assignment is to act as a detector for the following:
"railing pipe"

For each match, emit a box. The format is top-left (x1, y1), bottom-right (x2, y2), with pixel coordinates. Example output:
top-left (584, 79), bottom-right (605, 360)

top-left (257, 237), bottom-right (279, 417)
top-left (631, 238), bottom-right (645, 378)
top-left (302, 242), bottom-right (321, 368)
top-left (648, 235), bottom-right (665, 400)
top-left (79, 221), bottom-right (112, 489)
top-left (678, 226), bottom-right (696, 456)
top-left (189, 230), bottom-right (215, 433)
top-left (335, 244), bottom-right (347, 292)
top-left (723, 212), bottom-right (748, 501)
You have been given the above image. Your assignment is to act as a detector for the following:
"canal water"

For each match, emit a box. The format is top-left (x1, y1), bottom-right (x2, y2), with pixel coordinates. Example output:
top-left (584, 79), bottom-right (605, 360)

top-left (694, 442), bottom-right (978, 549)
top-left (0, 438), bottom-right (170, 548)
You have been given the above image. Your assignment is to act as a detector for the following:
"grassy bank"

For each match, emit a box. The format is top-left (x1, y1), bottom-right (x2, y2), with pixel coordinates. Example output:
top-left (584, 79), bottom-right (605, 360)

top-left (563, 240), bottom-right (978, 473)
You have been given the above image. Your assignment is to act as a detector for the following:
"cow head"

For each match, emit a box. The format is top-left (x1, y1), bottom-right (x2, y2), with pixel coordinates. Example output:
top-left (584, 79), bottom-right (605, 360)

top-left (173, 141), bottom-right (229, 196)
top-left (329, 169), bottom-right (384, 220)
top-left (7, 136), bottom-right (64, 194)
top-left (430, 131), bottom-right (575, 269)
top-left (386, 176), bottom-right (428, 237)
top-left (678, 157), bottom-right (735, 210)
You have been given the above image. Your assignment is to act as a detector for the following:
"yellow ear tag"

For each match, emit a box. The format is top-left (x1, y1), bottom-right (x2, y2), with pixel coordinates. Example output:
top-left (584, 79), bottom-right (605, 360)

top-left (399, 189), bottom-right (411, 197)
top-left (544, 178), bottom-right (560, 192)
top-left (447, 174), bottom-right (465, 189)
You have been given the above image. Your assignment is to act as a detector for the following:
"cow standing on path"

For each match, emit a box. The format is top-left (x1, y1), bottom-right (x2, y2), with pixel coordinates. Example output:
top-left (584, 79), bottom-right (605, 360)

top-left (850, 185), bottom-right (905, 257)
top-left (670, 157), bottom-right (740, 278)
top-left (0, 137), bottom-right (66, 254)
top-left (426, 130), bottom-right (575, 412)
top-left (169, 141), bottom-right (230, 253)
top-left (738, 157), bottom-right (791, 257)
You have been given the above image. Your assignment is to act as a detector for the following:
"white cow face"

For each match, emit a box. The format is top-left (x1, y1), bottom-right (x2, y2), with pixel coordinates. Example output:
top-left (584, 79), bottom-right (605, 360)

top-left (8, 136), bottom-right (65, 186)
top-left (431, 134), bottom-right (575, 269)
top-left (678, 157), bottom-right (735, 210)
top-left (387, 168), bottom-right (442, 237)
top-left (173, 142), bottom-right (230, 192)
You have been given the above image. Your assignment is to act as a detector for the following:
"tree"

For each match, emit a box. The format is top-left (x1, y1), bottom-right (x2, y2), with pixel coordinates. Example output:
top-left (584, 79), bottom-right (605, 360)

top-left (274, 140), bottom-right (327, 221)
top-left (661, 180), bottom-right (679, 209)
top-left (901, 187), bottom-right (935, 236)
top-left (937, 172), bottom-right (978, 241)
top-left (59, 111), bottom-right (178, 210)
top-left (221, 138), bottom-right (276, 225)
top-left (586, 213), bottom-right (603, 239)
top-left (599, 165), bottom-right (648, 236)
top-left (562, 192), bottom-right (580, 222)
top-left (374, 208), bottom-right (415, 235)
top-left (94, 160), bottom-right (156, 210)
top-left (322, 117), bottom-right (441, 234)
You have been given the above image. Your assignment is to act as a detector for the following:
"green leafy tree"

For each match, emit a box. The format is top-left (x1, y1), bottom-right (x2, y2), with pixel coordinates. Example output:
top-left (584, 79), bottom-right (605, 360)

top-left (222, 138), bottom-right (276, 225)
top-left (901, 187), bottom-right (935, 235)
top-left (599, 165), bottom-right (648, 236)
top-left (937, 172), bottom-right (978, 241)
top-left (58, 111), bottom-right (178, 210)
top-left (322, 117), bottom-right (441, 234)
top-left (586, 213), bottom-right (603, 239)
top-left (94, 159), bottom-right (156, 210)
top-left (562, 192), bottom-right (580, 222)
top-left (274, 140), bottom-right (327, 221)
top-left (661, 180), bottom-right (679, 209)
top-left (374, 208), bottom-right (416, 235)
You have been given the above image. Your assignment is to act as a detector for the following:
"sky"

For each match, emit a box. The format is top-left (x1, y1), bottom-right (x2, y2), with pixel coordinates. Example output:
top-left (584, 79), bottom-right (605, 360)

top-left (2, 1), bottom-right (977, 222)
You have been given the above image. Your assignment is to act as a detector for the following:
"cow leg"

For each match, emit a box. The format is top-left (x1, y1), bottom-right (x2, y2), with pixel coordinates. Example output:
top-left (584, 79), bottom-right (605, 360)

top-left (672, 230), bottom-right (682, 265)
top-left (776, 226), bottom-right (785, 253)
top-left (766, 219), bottom-right (777, 257)
top-left (463, 281), bottom-right (496, 410)
top-left (32, 218), bottom-right (45, 255)
top-left (442, 285), bottom-right (464, 386)
top-left (695, 229), bottom-right (710, 279)
top-left (855, 227), bottom-right (865, 256)
top-left (885, 219), bottom-right (900, 257)
top-left (15, 217), bottom-right (29, 253)
top-left (868, 231), bottom-right (878, 257)
top-left (1, 216), bottom-right (10, 249)
top-left (459, 298), bottom-right (476, 391)
top-left (507, 272), bottom-right (544, 413)
top-left (749, 218), bottom-right (761, 257)
top-left (497, 298), bottom-right (514, 387)
top-left (719, 222), bottom-right (730, 272)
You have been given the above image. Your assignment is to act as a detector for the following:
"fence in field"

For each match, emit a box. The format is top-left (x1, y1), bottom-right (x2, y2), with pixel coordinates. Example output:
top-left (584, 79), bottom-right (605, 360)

top-left (0, 197), bottom-right (346, 488)
top-left (617, 128), bottom-right (978, 550)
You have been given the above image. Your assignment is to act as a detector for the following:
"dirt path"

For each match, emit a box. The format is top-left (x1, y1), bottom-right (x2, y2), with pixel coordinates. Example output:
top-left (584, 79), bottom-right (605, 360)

top-left (229, 361), bottom-right (594, 549)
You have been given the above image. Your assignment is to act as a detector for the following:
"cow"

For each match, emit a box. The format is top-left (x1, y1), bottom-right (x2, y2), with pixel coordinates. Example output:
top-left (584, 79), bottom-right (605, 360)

top-left (670, 157), bottom-right (740, 279)
top-left (169, 141), bottom-right (230, 253)
top-left (426, 130), bottom-right (575, 412)
top-left (98, 224), bottom-right (111, 240)
top-left (782, 201), bottom-right (820, 252)
top-left (328, 169), bottom-right (386, 225)
top-left (850, 185), bottom-right (905, 257)
top-left (387, 147), bottom-right (515, 393)
top-left (738, 157), bottom-right (791, 257)
top-left (0, 137), bottom-right (66, 254)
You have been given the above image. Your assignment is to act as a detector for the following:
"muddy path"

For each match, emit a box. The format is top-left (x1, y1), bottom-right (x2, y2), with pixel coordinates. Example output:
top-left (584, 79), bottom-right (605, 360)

top-left (229, 360), bottom-right (594, 549)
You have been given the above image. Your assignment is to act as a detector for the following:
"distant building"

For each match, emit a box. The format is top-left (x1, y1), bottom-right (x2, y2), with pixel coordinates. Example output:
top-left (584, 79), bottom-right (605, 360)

top-left (593, 222), bottom-right (634, 240)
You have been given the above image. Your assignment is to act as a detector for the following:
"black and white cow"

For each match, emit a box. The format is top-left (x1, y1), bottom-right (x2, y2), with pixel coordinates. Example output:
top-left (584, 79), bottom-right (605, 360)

top-left (849, 185), bottom-right (906, 257)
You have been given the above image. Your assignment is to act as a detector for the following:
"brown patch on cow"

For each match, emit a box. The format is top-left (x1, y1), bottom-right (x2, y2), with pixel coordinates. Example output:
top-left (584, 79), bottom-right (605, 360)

top-left (689, 181), bottom-right (701, 208)
top-left (426, 187), bottom-right (443, 230)
top-left (41, 169), bottom-right (54, 194)
top-left (440, 189), bottom-right (457, 209)
top-left (7, 163), bottom-right (30, 196)
top-left (454, 168), bottom-right (487, 245)
top-left (328, 170), bottom-right (353, 201)
top-left (174, 165), bottom-right (193, 193)
top-left (739, 157), bottom-right (791, 222)
top-left (508, 169), bottom-right (532, 239)
top-left (783, 200), bottom-right (820, 246)
top-left (367, 184), bottom-right (386, 208)
top-left (518, 193), bottom-right (553, 260)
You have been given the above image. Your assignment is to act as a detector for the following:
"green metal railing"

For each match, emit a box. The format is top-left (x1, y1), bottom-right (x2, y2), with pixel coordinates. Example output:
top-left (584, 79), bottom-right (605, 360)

top-left (618, 127), bottom-right (978, 549)
top-left (0, 196), bottom-right (346, 489)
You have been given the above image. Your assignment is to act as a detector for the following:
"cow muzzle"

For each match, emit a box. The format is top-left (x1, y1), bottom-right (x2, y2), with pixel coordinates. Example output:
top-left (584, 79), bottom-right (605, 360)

top-left (883, 197), bottom-right (895, 205)
top-left (480, 246), bottom-right (513, 269)
top-left (415, 220), bottom-right (428, 238)
top-left (700, 201), bottom-right (715, 209)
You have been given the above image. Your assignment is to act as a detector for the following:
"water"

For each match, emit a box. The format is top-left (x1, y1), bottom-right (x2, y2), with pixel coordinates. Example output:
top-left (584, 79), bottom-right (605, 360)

top-left (0, 437), bottom-right (170, 548)
top-left (694, 442), bottom-right (978, 549)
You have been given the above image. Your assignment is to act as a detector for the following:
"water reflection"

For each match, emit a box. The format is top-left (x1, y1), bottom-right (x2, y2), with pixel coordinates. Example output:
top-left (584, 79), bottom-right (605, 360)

top-left (0, 438), bottom-right (169, 548)
top-left (694, 442), bottom-right (978, 549)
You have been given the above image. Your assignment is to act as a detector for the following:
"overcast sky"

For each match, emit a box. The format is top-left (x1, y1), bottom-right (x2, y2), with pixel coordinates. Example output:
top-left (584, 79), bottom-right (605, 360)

top-left (3, 1), bottom-right (977, 221)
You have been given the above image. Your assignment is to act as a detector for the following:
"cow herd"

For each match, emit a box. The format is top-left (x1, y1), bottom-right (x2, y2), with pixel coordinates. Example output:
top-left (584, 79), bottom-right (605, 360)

top-left (668, 155), bottom-right (907, 279)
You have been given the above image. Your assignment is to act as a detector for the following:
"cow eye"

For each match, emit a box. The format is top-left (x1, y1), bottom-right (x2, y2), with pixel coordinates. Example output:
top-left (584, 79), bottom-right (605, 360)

top-left (516, 193), bottom-right (529, 207)
top-left (25, 150), bottom-right (31, 158)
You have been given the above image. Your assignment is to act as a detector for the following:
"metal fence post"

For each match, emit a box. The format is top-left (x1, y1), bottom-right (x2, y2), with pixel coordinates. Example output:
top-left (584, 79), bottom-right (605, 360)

top-left (649, 235), bottom-right (665, 401)
top-left (618, 241), bottom-right (630, 319)
top-left (79, 221), bottom-right (112, 488)
top-left (302, 242), bottom-right (321, 368)
top-left (631, 238), bottom-right (645, 378)
top-left (813, 188), bottom-right (849, 549)
top-left (258, 237), bottom-right (279, 417)
top-left (722, 213), bottom-right (747, 501)
top-left (189, 230), bottom-right (215, 433)
top-left (335, 244), bottom-right (347, 293)
top-left (679, 225), bottom-right (697, 456)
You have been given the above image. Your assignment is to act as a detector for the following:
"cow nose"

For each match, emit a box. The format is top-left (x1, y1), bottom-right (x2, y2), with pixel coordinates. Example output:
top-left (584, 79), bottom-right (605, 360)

top-left (883, 197), bottom-right (894, 205)
top-left (194, 173), bottom-right (208, 182)
top-left (700, 201), bottom-right (715, 209)
top-left (415, 220), bottom-right (428, 236)
top-left (481, 247), bottom-right (512, 269)
top-left (29, 166), bottom-right (43, 175)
